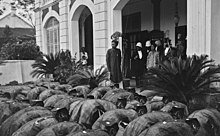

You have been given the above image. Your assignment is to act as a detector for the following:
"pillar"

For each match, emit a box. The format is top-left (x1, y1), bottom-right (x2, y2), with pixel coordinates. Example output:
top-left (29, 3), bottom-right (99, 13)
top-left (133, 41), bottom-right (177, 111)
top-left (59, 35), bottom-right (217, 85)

top-left (94, 0), bottom-right (108, 69)
top-left (187, 0), bottom-right (211, 57)
top-left (34, 0), bottom-right (43, 51)
top-left (59, 0), bottom-right (69, 50)
top-left (210, 0), bottom-right (220, 64)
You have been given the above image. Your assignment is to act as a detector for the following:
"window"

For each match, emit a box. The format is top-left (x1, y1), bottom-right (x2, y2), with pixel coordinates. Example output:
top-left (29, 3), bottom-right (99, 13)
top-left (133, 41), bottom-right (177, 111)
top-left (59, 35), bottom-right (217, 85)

top-left (45, 17), bottom-right (60, 54)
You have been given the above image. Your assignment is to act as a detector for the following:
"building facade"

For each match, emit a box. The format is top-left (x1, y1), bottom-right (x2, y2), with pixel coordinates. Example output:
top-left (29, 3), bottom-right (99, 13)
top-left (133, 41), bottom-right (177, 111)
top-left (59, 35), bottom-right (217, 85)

top-left (35, 0), bottom-right (220, 71)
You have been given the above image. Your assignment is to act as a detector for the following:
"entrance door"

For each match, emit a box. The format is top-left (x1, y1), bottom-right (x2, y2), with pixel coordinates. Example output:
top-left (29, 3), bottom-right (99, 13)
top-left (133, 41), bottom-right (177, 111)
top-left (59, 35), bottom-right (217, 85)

top-left (175, 25), bottom-right (187, 45)
top-left (84, 14), bottom-right (93, 66)
top-left (123, 30), bottom-right (149, 78)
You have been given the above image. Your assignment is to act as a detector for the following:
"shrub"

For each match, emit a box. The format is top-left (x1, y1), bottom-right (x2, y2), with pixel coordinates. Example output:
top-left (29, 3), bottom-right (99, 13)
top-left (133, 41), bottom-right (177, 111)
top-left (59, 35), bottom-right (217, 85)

top-left (0, 40), bottom-right (42, 60)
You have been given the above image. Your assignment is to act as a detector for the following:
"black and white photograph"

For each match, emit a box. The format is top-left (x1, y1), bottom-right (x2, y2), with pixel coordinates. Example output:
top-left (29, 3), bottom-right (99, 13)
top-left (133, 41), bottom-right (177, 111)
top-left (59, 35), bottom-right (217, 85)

top-left (0, 0), bottom-right (219, 136)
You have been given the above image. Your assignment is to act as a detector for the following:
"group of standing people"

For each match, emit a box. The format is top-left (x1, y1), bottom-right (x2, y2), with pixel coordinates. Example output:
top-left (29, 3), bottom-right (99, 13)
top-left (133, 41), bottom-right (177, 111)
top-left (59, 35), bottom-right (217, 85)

top-left (132, 40), bottom-right (160, 86)
top-left (106, 34), bottom-right (187, 88)
top-left (132, 34), bottom-right (187, 86)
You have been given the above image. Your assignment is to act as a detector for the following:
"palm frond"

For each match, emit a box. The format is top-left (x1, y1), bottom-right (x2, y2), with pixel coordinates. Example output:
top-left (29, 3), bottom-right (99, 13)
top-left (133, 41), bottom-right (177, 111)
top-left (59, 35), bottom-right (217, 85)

top-left (67, 65), bottom-right (109, 88)
top-left (143, 54), bottom-right (220, 104)
top-left (31, 52), bottom-right (61, 78)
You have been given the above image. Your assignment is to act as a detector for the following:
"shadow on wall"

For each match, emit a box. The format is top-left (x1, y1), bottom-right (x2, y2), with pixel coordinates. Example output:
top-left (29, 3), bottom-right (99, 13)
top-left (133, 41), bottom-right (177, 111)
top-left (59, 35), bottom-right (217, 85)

top-left (0, 60), bottom-right (37, 85)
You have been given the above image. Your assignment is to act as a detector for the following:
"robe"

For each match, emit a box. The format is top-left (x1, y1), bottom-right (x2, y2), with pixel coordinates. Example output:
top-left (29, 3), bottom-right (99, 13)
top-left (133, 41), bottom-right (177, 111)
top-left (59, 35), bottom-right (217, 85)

top-left (106, 48), bottom-right (122, 83)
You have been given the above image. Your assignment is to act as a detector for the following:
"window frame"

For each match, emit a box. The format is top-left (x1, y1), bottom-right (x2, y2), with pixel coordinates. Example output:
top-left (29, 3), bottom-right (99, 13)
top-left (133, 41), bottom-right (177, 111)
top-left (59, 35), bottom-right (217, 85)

top-left (45, 18), bottom-right (60, 54)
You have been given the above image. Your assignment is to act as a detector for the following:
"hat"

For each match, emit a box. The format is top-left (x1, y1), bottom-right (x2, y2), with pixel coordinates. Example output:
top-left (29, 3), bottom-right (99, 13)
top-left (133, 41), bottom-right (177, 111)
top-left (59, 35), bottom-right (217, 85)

top-left (145, 41), bottom-right (151, 47)
top-left (136, 42), bottom-right (142, 48)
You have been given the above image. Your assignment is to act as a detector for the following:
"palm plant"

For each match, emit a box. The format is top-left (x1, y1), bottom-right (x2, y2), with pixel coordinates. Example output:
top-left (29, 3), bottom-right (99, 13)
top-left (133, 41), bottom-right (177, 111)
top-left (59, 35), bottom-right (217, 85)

top-left (31, 52), bottom-right (61, 78)
top-left (143, 54), bottom-right (220, 105)
top-left (54, 50), bottom-right (82, 83)
top-left (67, 65), bottom-right (109, 89)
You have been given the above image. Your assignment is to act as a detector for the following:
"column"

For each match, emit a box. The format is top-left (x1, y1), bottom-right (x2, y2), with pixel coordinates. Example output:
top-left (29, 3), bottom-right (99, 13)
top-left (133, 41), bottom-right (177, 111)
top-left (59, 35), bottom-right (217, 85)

top-left (94, 0), bottom-right (108, 69)
top-left (59, 0), bottom-right (69, 50)
top-left (210, 0), bottom-right (220, 64)
top-left (34, 0), bottom-right (43, 52)
top-left (187, 0), bottom-right (211, 57)
top-left (151, 0), bottom-right (161, 30)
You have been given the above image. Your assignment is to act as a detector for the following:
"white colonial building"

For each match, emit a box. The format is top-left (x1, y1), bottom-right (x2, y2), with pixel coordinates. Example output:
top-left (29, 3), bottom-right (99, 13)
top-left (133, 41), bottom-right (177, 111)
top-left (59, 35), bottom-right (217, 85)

top-left (35, 0), bottom-right (220, 72)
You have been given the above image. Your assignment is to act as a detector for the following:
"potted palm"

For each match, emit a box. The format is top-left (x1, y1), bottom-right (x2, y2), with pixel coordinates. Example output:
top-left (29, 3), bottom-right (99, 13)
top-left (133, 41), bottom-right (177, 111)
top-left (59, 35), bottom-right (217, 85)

top-left (67, 65), bottom-right (110, 89)
top-left (142, 54), bottom-right (220, 110)
top-left (31, 52), bottom-right (61, 78)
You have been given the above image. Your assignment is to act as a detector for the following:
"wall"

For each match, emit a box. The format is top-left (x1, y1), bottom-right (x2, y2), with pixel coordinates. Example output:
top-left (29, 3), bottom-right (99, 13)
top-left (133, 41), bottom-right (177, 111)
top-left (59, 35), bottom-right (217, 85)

top-left (161, 0), bottom-right (187, 45)
top-left (0, 60), bottom-right (37, 85)
top-left (122, 0), bottom-right (187, 45)
top-left (122, 0), bottom-right (153, 31)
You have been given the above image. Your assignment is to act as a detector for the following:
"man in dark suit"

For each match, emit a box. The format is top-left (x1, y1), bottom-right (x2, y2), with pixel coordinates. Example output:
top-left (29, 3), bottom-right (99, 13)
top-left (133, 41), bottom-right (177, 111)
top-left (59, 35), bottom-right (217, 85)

top-left (132, 42), bottom-right (145, 87)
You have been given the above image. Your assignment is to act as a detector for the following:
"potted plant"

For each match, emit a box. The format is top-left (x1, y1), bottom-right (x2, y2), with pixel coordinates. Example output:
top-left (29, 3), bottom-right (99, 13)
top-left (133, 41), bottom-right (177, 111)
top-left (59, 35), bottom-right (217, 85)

top-left (31, 52), bottom-right (61, 78)
top-left (142, 54), bottom-right (220, 110)
top-left (67, 65), bottom-right (109, 89)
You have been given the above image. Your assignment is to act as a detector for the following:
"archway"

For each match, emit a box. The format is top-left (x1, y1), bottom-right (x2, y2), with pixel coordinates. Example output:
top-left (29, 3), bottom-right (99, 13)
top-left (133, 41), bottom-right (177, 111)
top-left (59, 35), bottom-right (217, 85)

top-left (42, 10), bottom-right (60, 54)
top-left (79, 7), bottom-right (93, 66)
top-left (69, 1), bottom-right (95, 66)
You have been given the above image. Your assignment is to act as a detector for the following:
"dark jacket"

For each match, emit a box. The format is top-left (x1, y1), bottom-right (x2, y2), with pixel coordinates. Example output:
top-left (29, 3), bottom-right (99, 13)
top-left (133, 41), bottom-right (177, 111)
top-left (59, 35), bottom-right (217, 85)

top-left (106, 48), bottom-right (122, 83)
top-left (132, 49), bottom-right (145, 77)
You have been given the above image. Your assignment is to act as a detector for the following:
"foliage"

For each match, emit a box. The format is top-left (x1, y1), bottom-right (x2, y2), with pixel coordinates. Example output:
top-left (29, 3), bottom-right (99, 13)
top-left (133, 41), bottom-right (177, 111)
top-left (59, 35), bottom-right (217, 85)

top-left (0, 25), bottom-right (14, 50)
top-left (16, 0), bottom-right (35, 28)
top-left (54, 50), bottom-right (81, 84)
top-left (67, 65), bottom-right (109, 89)
top-left (3, 25), bottom-right (13, 39)
top-left (142, 54), bottom-right (220, 105)
top-left (0, 40), bottom-right (42, 60)
top-left (31, 50), bottom-right (82, 83)
top-left (31, 52), bottom-right (61, 78)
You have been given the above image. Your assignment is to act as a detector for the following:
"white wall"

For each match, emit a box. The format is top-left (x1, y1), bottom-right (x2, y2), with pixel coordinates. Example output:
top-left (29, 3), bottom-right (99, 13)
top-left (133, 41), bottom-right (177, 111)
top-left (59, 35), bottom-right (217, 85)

top-left (0, 60), bottom-right (37, 85)
top-left (122, 0), bottom-right (187, 45)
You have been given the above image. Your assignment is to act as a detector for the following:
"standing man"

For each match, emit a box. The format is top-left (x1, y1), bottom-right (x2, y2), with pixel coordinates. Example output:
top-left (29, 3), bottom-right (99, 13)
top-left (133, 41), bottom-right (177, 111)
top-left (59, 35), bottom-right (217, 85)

top-left (106, 40), bottom-right (122, 88)
top-left (132, 42), bottom-right (145, 87)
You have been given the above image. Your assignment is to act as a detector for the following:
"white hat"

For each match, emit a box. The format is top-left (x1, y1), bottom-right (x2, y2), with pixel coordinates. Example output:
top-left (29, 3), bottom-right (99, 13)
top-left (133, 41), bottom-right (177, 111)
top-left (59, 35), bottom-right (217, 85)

top-left (145, 41), bottom-right (151, 47)
top-left (136, 42), bottom-right (142, 48)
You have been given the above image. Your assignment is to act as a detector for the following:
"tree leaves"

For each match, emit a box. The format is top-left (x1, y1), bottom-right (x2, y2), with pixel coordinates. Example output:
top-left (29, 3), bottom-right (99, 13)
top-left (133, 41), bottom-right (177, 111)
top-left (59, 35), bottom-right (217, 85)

top-left (0, 40), bottom-right (42, 60)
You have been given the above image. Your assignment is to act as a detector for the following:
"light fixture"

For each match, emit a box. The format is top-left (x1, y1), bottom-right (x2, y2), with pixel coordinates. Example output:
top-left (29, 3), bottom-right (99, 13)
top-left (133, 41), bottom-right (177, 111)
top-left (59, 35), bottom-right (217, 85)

top-left (173, 0), bottom-right (180, 27)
